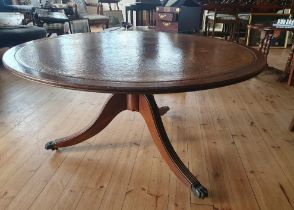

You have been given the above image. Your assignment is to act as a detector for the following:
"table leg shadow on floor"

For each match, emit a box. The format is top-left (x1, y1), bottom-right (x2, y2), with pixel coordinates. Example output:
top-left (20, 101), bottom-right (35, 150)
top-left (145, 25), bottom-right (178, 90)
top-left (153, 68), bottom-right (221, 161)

top-left (44, 94), bottom-right (208, 199)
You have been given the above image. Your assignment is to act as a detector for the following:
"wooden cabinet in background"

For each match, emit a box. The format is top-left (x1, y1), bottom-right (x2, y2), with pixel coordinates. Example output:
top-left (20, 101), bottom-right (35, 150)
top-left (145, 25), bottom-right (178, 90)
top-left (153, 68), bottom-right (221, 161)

top-left (155, 6), bottom-right (201, 33)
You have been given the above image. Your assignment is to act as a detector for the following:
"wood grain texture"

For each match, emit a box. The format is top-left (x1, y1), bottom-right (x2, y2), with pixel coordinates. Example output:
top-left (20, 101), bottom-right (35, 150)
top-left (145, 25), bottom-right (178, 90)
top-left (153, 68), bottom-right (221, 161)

top-left (0, 65), bottom-right (294, 209)
top-left (2, 32), bottom-right (266, 93)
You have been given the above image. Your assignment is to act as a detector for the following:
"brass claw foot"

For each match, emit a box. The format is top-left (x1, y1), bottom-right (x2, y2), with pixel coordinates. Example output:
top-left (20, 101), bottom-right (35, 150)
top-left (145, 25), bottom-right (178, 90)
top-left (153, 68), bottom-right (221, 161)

top-left (191, 184), bottom-right (208, 199)
top-left (45, 141), bottom-right (58, 150)
top-left (159, 106), bottom-right (170, 116)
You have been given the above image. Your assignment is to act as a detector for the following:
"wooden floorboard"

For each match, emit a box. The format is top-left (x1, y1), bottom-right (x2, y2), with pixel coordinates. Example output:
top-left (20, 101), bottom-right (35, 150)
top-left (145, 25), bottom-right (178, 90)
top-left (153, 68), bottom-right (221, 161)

top-left (1, 51), bottom-right (294, 210)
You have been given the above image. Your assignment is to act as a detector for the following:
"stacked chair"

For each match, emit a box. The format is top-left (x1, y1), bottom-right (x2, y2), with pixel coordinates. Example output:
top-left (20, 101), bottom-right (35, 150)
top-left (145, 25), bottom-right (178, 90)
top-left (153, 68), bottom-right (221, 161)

top-left (204, 0), bottom-right (293, 42)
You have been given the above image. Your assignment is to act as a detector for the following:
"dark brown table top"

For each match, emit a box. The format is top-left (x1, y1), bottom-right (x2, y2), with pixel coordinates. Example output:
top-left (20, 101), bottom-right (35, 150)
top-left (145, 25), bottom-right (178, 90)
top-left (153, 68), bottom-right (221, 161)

top-left (3, 32), bottom-right (266, 94)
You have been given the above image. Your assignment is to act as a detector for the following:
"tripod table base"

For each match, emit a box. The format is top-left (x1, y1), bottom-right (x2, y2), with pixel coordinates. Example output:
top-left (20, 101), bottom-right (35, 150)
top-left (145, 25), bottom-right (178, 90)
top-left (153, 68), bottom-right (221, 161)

top-left (45, 94), bottom-right (208, 199)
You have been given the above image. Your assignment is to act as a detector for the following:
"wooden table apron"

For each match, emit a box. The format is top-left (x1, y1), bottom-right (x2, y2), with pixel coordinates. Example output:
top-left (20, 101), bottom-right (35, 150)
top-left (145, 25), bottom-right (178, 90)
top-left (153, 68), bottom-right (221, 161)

top-left (2, 31), bottom-right (266, 199)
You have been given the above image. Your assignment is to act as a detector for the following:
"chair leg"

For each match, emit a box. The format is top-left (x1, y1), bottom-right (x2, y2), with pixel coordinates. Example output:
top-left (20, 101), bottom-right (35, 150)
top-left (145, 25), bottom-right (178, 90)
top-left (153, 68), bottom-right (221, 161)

top-left (223, 24), bottom-right (228, 40)
top-left (232, 22), bottom-right (237, 41)
top-left (235, 21), bottom-right (241, 42)
top-left (212, 21), bottom-right (216, 38)
top-left (205, 17), bottom-right (208, 36)
top-left (229, 24), bottom-right (234, 41)
top-left (97, 3), bottom-right (103, 15)
top-left (206, 23), bottom-right (210, 37)
top-left (229, 24), bottom-right (233, 41)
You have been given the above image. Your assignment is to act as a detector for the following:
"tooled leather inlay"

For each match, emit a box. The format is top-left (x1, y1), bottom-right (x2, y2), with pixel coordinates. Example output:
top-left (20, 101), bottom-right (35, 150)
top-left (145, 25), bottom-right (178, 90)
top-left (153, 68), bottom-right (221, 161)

top-left (15, 32), bottom-right (256, 83)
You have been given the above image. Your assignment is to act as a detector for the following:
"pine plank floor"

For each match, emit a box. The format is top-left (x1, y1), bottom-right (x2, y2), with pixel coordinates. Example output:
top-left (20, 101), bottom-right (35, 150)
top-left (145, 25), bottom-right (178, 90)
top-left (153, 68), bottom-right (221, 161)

top-left (0, 48), bottom-right (294, 210)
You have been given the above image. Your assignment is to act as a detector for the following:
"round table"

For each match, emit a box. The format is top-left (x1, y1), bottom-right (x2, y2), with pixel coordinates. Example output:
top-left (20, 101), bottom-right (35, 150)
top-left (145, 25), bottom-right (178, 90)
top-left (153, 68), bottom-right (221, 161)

top-left (2, 31), bottom-right (266, 199)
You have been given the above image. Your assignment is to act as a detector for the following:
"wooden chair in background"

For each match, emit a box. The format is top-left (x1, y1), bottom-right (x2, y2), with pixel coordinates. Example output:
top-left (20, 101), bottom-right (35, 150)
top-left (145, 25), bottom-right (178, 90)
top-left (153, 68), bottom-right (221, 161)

top-left (205, 0), bottom-right (240, 41)
top-left (247, 24), bottom-right (274, 68)
top-left (257, 27), bottom-right (273, 69)
top-left (98, 0), bottom-right (120, 11)
top-left (70, 0), bottom-right (109, 29)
